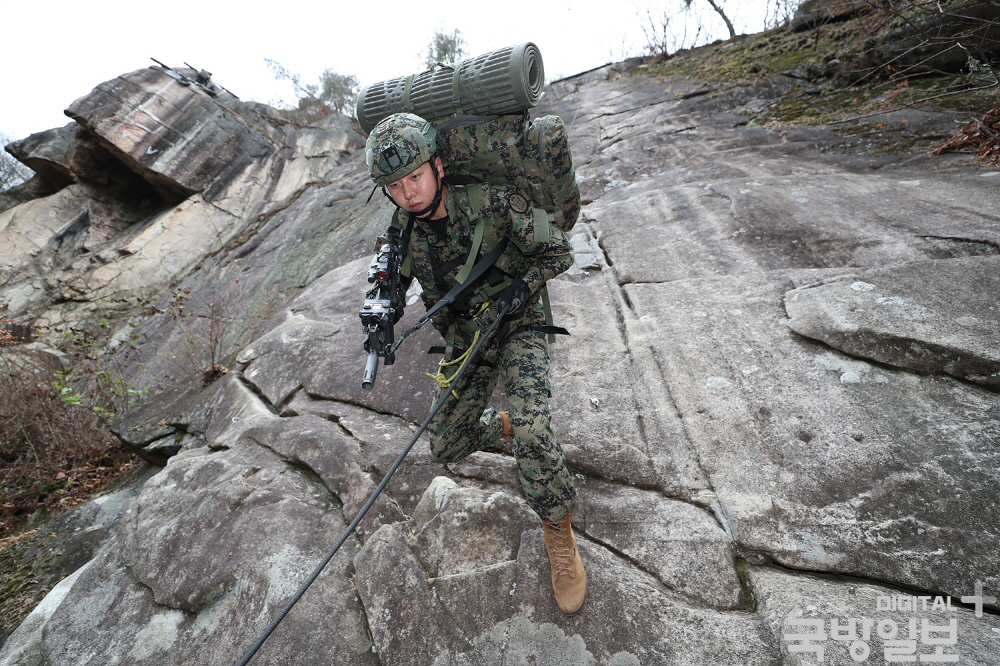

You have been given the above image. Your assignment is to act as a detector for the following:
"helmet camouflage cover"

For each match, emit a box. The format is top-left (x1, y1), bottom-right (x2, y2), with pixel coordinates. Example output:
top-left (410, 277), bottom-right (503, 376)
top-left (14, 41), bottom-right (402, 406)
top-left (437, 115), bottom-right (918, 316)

top-left (365, 113), bottom-right (439, 187)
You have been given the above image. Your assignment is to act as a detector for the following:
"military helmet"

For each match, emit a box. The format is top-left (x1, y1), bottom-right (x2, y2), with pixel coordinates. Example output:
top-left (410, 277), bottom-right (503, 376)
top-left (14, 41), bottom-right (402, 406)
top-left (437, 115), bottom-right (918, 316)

top-left (365, 113), bottom-right (439, 187)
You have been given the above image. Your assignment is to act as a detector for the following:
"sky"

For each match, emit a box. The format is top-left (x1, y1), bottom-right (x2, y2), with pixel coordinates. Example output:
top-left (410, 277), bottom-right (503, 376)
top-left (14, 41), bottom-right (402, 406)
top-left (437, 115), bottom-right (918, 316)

top-left (0, 0), bottom-right (778, 142)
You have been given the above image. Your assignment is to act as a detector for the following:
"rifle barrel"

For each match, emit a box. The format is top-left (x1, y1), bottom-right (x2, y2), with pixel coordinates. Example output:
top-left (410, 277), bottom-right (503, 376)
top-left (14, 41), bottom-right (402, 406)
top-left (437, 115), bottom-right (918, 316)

top-left (361, 350), bottom-right (379, 390)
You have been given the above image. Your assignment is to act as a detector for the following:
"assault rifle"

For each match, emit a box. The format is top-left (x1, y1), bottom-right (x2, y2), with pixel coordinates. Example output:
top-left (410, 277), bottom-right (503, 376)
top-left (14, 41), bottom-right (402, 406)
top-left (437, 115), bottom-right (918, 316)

top-left (360, 227), bottom-right (406, 390)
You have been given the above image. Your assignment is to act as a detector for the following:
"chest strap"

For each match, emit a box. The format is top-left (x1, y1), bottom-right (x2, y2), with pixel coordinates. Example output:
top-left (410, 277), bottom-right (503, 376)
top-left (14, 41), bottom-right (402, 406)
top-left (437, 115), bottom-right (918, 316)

top-left (389, 237), bottom-right (509, 355)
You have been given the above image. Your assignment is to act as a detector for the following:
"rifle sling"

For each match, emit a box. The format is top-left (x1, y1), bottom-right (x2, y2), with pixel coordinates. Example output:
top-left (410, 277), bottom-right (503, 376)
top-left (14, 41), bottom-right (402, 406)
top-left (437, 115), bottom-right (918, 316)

top-left (419, 237), bottom-right (509, 325)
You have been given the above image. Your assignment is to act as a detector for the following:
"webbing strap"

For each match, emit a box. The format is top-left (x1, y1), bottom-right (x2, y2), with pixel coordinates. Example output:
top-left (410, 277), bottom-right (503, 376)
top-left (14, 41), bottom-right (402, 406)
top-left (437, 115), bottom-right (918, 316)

top-left (442, 174), bottom-right (483, 186)
top-left (537, 115), bottom-right (549, 156)
top-left (402, 73), bottom-right (416, 113)
top-left (531, 208), bottom-right (553, 244)
top-left (454, 186), bottom-right (485, 284)
top-left (389, 237), bottom-right (509, 355)
top-left (427, 237), bottom-right (505, 322)
top-left (434, 114), bottom-right (498, 133)
top-left (400, 213), bottom-right (416, 272)
top-left (540, 285), bottom-right (557, 343)
top-left (450, 60), bottom-right (464, 115)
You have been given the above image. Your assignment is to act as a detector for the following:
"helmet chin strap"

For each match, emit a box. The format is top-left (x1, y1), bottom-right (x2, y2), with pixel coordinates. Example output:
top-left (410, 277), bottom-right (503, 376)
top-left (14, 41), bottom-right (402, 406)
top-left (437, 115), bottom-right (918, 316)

top-left (411, 159), bottom-right (444, 218)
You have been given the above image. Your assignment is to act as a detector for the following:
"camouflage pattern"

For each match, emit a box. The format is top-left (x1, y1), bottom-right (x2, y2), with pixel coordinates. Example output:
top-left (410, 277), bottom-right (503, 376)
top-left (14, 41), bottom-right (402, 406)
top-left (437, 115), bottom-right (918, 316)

top-left (437, 113), bottom-right (581, 231)
top-left (396, 181), bottom-right (572, 332)
top-left (429, 315), bottom-right (575, 522)
top-left (392, 181), bottom-right (575, 521)
top-left (366, 113), bottom-right (439, 187)
top-left (523, 114), bottom-right (581, 231)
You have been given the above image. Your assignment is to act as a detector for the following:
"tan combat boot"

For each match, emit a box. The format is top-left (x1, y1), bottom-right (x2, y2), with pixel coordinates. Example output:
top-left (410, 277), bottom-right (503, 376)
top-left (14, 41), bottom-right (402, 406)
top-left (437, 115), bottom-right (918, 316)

top-left (541, 512), bottom-right (587, 615)
top-left (499, 411), bottom-right (514, 438)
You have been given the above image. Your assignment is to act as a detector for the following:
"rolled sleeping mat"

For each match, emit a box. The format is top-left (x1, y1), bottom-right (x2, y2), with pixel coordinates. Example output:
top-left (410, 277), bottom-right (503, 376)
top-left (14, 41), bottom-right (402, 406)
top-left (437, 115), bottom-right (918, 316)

top-left (356, 42), bottom-right (545, 134)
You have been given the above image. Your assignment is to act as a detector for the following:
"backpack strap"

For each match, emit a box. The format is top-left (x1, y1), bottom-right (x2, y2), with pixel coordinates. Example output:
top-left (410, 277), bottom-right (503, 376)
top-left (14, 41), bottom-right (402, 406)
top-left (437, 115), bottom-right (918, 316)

top-left (442, 174), bottom-right (483, 186)
top-left (540, 285), bottom-right (559, 343)
top-left (434, 114), bottom-right (499, 133)
top-left (453, 184), bottom-right (485, 284)
top-left (531, 207), bottom-right (554, 244)
top-left (536, 114), bottom-right (549, 156)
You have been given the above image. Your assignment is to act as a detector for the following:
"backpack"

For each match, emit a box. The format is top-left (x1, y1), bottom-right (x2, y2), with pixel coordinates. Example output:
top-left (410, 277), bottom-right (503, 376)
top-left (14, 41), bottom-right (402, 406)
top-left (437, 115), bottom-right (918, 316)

top-left (434, 113), bottom-right (581, 232)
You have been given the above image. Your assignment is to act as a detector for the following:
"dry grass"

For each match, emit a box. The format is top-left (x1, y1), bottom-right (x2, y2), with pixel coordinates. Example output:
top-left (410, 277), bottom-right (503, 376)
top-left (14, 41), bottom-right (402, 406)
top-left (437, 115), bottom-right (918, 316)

top-left (0, 312), bottom-right (140, 542)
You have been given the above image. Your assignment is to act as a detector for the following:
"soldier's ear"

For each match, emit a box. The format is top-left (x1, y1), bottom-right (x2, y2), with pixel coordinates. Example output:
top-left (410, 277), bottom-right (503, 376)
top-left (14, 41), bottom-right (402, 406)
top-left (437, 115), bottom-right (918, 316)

top-left (433, 155), bottom-right (445, 176)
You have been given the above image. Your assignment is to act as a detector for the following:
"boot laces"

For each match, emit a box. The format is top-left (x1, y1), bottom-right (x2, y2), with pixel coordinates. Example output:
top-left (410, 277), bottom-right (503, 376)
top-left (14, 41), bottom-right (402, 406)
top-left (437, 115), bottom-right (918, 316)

top-left (544, 520), bottom-right (576, 578)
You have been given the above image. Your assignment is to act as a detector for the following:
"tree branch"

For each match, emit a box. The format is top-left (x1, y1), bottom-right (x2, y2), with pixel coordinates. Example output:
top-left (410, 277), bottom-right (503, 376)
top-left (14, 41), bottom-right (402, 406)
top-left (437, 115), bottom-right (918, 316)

top-left (704, 0), bottom-right (737, 39)
top-left (829, 73), bottom-right (999, 124)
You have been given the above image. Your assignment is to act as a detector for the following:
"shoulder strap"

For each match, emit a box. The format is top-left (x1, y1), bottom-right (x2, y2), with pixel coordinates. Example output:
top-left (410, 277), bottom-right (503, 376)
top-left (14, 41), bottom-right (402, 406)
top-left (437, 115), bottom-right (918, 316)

top-left (453, 184), bottom-right (485, 285)
top-left (531, 207), bottom-right (554, 244)
top-left (442, 174), bottom-right (483, 186)
top-left (391, 237), bottom-right (509, 356)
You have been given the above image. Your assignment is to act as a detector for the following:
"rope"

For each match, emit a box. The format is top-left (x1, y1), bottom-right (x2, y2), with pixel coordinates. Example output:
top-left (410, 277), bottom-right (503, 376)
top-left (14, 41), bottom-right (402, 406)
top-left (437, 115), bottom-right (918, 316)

top-left (426, 329), bottom-right (480, 399)
top-left (232, 305), bottom-right (511, 666)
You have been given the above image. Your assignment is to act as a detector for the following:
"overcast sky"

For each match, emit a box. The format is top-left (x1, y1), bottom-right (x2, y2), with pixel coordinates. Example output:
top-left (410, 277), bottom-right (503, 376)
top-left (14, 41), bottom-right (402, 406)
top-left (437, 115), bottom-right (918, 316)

top-left (0, 0), bottom-right (776, 141)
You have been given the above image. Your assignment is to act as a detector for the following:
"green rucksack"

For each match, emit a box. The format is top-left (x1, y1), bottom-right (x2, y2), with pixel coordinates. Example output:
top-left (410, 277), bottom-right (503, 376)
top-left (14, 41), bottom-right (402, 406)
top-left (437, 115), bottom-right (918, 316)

top-left (434, 112), bottom-right (581, 232)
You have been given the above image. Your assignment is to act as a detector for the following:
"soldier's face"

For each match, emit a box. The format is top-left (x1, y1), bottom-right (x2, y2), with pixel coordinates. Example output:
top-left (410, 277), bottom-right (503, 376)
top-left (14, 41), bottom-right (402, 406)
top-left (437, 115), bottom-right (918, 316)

top-left (386, 157), bottom-right (442, 216)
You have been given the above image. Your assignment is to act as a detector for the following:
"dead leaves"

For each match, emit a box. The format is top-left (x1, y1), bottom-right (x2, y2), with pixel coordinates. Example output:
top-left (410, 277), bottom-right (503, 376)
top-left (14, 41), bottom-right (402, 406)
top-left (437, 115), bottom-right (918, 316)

top-left (932, 106), bottom-right (1000, 165)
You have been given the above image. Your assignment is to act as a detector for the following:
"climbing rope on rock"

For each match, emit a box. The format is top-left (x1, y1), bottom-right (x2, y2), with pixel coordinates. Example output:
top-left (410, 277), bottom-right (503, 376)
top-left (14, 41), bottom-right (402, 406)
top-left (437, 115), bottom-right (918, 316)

top-left (231, 304), bottom-right (511, 666)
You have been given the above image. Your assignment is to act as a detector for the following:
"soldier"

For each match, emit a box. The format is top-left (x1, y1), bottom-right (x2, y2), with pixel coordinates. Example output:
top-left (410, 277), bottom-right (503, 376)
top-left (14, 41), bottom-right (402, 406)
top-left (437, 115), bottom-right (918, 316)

top-left (364, 113), bottom-right (586, 615)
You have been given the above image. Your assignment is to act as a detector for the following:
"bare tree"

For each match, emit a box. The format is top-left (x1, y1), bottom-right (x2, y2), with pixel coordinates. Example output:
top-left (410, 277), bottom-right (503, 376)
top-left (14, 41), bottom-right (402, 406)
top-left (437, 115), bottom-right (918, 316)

top-left (764, 0), bottom-right (803, 29)
top-left (640, 7), bottom-right (704, 56)
top-left (0, 132), bottom-right (32, 191)
top-left (423, 29), bottom-right (467, 68)
top-left (683, 0), bottom-right (737, 39)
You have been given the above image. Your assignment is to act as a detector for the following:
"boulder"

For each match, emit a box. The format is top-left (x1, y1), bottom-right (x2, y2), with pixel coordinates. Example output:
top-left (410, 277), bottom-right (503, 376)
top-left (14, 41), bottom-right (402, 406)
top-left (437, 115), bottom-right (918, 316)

top-left (13, 444), bottom-right (376, 666)
top-left (237, 257), bottom-right (444, 420)
top-left (624, 272), bottom-right (1000, 599)
top-left (354, 480), bottom-right (780, 665)
top-left (65, 66), bottom-right (281, 205)
top-left (5, 123), bottom-right (77, 189)
top-left (750, 566), bottom-right (1000, 665)
top-left (786, 256), bottom-right (1000, 389)
top-left (574, 478), bottom-right (743, 609)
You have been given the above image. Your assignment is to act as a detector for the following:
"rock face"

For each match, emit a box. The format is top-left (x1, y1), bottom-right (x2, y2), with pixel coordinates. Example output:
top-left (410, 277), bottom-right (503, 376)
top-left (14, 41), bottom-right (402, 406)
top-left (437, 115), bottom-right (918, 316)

top-left (790, 0), bottom-right (868, 32)
top-left (0, 64), bottom-right (364, 334)
top-left (2, 52), bottom-right (1000, 666)
top-left (786, 257), bottom-right (1000, 388)
top-left (790, 0), bottom-right (1000, 79)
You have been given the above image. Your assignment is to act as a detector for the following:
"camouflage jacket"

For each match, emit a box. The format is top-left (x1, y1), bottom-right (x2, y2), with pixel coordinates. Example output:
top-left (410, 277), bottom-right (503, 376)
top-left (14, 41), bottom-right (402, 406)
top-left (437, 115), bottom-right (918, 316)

top-left (391, 181), bottom-right (572, 335)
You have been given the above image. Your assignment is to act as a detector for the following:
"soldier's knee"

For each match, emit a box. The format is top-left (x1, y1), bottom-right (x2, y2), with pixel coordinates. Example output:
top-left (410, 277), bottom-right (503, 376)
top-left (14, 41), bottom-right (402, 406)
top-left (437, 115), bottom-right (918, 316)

top-left (429, 428), bottom-right (464, 464)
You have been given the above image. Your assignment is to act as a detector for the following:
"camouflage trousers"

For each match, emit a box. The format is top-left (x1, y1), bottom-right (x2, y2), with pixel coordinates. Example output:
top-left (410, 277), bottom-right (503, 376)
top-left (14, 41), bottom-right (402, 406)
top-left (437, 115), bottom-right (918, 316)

top-left (428, 317), bottom-right (575, 522)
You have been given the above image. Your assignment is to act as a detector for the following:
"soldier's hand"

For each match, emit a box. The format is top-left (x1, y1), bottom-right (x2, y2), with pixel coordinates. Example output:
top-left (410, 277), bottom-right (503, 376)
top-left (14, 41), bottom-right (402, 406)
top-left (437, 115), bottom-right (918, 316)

top-left (392, 305), bottom-right (405, 324)
top-left (497, 278), bottom-right (530, 319)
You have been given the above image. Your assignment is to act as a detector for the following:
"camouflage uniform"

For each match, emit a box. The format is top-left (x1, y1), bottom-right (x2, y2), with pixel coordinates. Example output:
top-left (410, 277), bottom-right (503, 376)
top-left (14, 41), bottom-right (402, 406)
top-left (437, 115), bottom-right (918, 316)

top-left (396, 181), bottom-right (575, 522)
